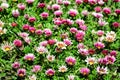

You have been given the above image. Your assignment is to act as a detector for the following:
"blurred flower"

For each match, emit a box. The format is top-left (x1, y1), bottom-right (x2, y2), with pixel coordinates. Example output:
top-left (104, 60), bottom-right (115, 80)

top-left (97, 66), bottom-right (108, 75)
top-left (94, 42), bottom-right (105, 49)
top-left (17, 68), bottom-right (26, 77)
top-left (65, 56), bottom-right (76, 66)
top-left (103, 7), bottom-right (111, 14)
top-left (26, 0), bottom-right (34, 4)
top-left (12, 9), bottom-right (20, 17)
top-left (47, 39), bottom-right (56, 45)
top-left (1, 3), bottom-right (9, 9)
top-left (24, 53), bottom-right (35, 61)
top-left (68, 9), bottom-right (78, 17)
top-left (80, 68), bottom-right (90, 76)
top-left (1, 42), bottom-right (13, 52)
top-left (88, 0), bottom-right (97, 5)
top-left (81, 10), bottom-right (89, 16)
top-left (0, 20), bottom-right (4, 27)
top-left (75, 0), bottom-right (83, 5)
top-left (112, 22), bottom-right (120, 28)
top-left (13, 39), bottom-right (22, 47)
top-left (29, 74), bottom-right (36, 80)
top-left (12, 62), bottom-right (20, 69)
top-left (70, 27), bottom-right (78, 34)
top-left (94, 6), bottom-right (102, 12)
top-left (52, 4), bottom-right (60, 10)
top-left (77, 43), bottom-right (84, 49)
top-left (22, 24), bottom-right (30, 30)
top-left (43, 29), bottom-right (52, 37)
top-left (85, 57), bottom-right (97, 65)
top-left (32, 65), bottom-right (41, 72)
top-left (63, 39), bottom-right (72, 46)
top-left (97, 30), bottom-right (104, 36)
top-left (37, 3), bottom-right (46, 8)
top-left (56, 41), bottom-right (67, 49)
top-left (76, 19), bottom-right (85, 26)
top-left (0, 27), bottom-right (7, 35)
top-left (68, 74), bottom-right (75, 80)
top-left (105, 55), bottom-right (116, 64)
top-left (92, 12), bottom-right (103, 18)
top-left (35, 46), bottom-right (48, 54)
top-left (63, 0), bottom-right (71, 6)
top-left (54, 10), bottom-right (62, 17)
top-left (98, 18), bottom-right (108, 26)
top-left (47, 54), bottom-right (55, 62)
top-left (115, 9), bottom-right (120, 15)
top-left (35, 29), bottom-right (43, 35)
top-left (17, 3), bottom-right (26, 10)
top-left (105, 31), bottom-right (116, 42)
top-left (28, 17), bottom-right (36, 23)
top-left (79, 49), bottom-right (89, 56)
top-left (45, 69), bottom-right (55, 76)
top-left (110, 50), bottom-right (117, 57)
top-left (39, 41), bottom-right (48, 47)
top-left (58, 65), bottom-right (67, 72)
top-left (24, 37), bottom-right (31, 44)
top-left (40, 12), bottom-right (49, 19)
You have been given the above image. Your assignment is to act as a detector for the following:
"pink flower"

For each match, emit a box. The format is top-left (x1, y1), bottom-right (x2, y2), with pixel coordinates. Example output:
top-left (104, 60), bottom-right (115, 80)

top-left (105, 55), bottom-right (116, 64)
top-left (101, 50), bottom-right (109, 56)
top-left (65, 56), bottom-right (76, 66)
top-left (68, 9), bottom-right (78, 17)
top-left (92, 12), bottom-right (103, 18)
top-left (35, 29), bottom-right (43, 35)
top-left (32, 65), bottom-right (41, 72)
top-left (56, 0), bottom-right (63, 4)
top-left (45, 69), bottom-right (55, 76)
top-left (80, 68), bottom-right (90, 76)
top-left (37, 3), bottom-right (46, 8)
top-left (54, 20), bottom-right (62, 26)
top-left (28, 17), bottom-right (36, 23)
top-left (79, 25), bottom-right (87, 31)
top-left (75, 31), bottom-right (85, 42)
top-left (63, 39), bottom-right (72, 46)
top-left (44, 29), bottom-right (52, 37)
top-left (70, 27), bottom-right (78, 34)
top-left (98, 19), bottom-right (108, 26)
top-left (97, 66), bottom-right (108, 75)
top-left (78, 49), bottom-right (89, 56)
top-left (12, 9), bottom-right (20, 17)
top-left (13, 39), bottom-right (22, 47)
top-left (112, 22), bottom-right (120, 28)
top-left (98, 0), bottom-right (105, 5)
top-left (22, 24), bottom-right (30, 30)
top-left (115, 9), bottom-right (120, 15)
top-left (88, 0), bottom-right (97, 5)
top-left (68, 75), bottom-right (75, 80)
top-left (77, 43), bottom-right (84, 49)
top-left (24, 53), bottom-right (35, 61)
top-left (40, 12), bottom-right (49, 19)
top-left (97, 30), bottom-right (104, 36)
top-left (113, 0), bottom-right (120, 2)
top-left (94, 6), bottom-right (102, 12)
top-left (63, 0), bottom-right (71, 6)
top-left (39, 41), bottom-right (48, 47)
top-left (26, 0), bottom-right (34, 4)
top-left (17, 3), bottom-right (26, 10)
top-left (76, 19), bottom-right (85, 26)
top-left (17, 68), bottom-right (26, 77)
top-left (81, 10), bottom-right (89, 16)
top-left (35, 46), bottom-right (48, 54)
top-left (98, 58), bottom-right (108, 65)
top-left (18, 32), bottom-right (29, 38)
top-left (94, 42), bottom-right (105, 49)
top-left (24, 14), bottom-right (29, 19)
top-left (24, 37), bottom-right (31, 44)
top-left (103, 7), bottom-right (111, 14)
top-left (52, 4), bottom-right (60, 10)
top-left (48, 39), bottom-right (56, 45)
top-left (12, 62), bottom-right (20, 69)
top-left (29, 27), bottom-right (36, 33)
top-left (47, 5), bottom-right (52, 10)
top-left (75, 0), bottom-right (83, 5)
top-left (110, 50), bottom-right (117, 57)
top-left (54, 10), bottom-right (62, 16)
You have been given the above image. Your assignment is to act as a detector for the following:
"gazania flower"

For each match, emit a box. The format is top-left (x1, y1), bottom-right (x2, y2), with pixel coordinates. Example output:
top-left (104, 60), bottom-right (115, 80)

top-left (85, 57), bottom-right (97, 65)
top-left (0, 27), bottom-right (7, 35)
top-left (32, 65), bottom-right (41, 72)
top-left (24, 53), bottom-right (35, 61)
top-left (45, 69), bottom-right (55, 76)
top-left (12, 62), bottom-right (20, 69)
top-left (68, 74), bottom-right (75, 80)
top-left (29, 74), bottom-right (36, 80)
top-left (1, 42), bottom-right (14, 52)
top-left (65, 56), bottom-right (76, 66)
top-left (46, 54), bottom-right (55, 62)
top-left (17, 68), bottom-right (26, 77)
top-left (78, 49), bottom-right (89, 56)
top-left (94, 42), bottom-right (105, 49)
top-left (80, 68), bottom-right (90, 76)
top-left (58, 65), bottom-right (67, 73)
top-left (56, 41), bottom-right (67, 49)
top-left (97, 66), bottom-right (108, 75)
top-left (105, 31), bottom-right (116, 42)
top-left (68, 9), bottom-right (78, 17)
top-left (105, 55), bottom-right (116, 64)
top-left (35, 46), bottom-right (48, 54)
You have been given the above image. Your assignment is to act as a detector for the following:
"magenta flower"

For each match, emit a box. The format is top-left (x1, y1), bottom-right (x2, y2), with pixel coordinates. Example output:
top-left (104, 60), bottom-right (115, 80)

top-left (97, 30), bottom-right (104, 36)
top-left (112, 22), bottom-right (120, 28)
top-left (79, 25), bottom-right (87, 31)
top-left (105, 55), bottom-right (116, 64)
top-left (32, 65), bottom-right (41, 72)
top-left (79, 49), bottom-right (89, 56)
top-left (18, 32), bottom-right (29, 38)
top-left (115, 9), bottom-right (120, 15)
top-left (26, 0), bottom-right (34, 4)
top-left (103, 7), bottom-right (111, 14)
top-left (63, 39), bottom-right (72, 46)
top-left (35, 29), bottom-right (43, 35)
top-left (43, 29), bottom-right (52, 37)
top-left (40, 12), bottom-right (49, 19)
top-left (75, 0), bottom-right (83, 5)
top-left (24, 53), bottom-right (35, 61)
top-left (63, 0), bottom-right (71, 6)
top-left (70, 27), bottom-right (78, 34)
top-left (13, 39), bottom-right (22, 47)
top-left (37, 3), bottom-right (46, 8)
top-left (75, 31), bottom-right (85, 42)
top-left (88, 0), bottom-right (97, 5)
top-left (77, 43), bottom-right (84, 49)
top-left (76, 19), bottom-right (85, 26)
top-left (12, 9), bottom-right (20, 17)
top-left (110, 50), bottom-right (117, 57)
top-left (17, 68), bottom-right (26, 77)
top-left (68, 9), bottom-right (78, 17)
top-left (54, 19), bottom-right (62, 26)
top-left (29, 27), bottom-right (36, 33)
top-left (65, 56), bottom-right (76, 66)
top-left (80, 68), bottom-right (90, 76)
top-left (52, 4), bottom-right (60, 10)
top-left (98, 58), bottom-right (108, 65)
top-left (94, 42), bottom-right (105, 49)
top-left (17, 3), bottom-right (26, 10)
top-left (39, 41), bottom-right (48, 47)
top-left (45, 69), bottom-right (55, 76)
top-left (54, 10), bottom-right (62, 17)
top-left (12, 62), bottom-right (20, 69)
top-left (47, 39), bottom-right (56, 45)
top-left (28, 17), bottom-right (36, 23)
top-left (94, 6), bottom-right (102, 12)
top-left (22, 24), bottom-right (30, 30)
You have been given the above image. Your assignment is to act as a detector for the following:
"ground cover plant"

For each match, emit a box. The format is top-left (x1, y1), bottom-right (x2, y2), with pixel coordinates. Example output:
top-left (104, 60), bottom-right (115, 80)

top-left (0, 0), bottom-right (120, 80)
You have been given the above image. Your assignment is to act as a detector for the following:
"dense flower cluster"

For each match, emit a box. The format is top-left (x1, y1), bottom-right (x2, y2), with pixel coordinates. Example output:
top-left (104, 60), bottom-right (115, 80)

top-left (0, 0), bottom-right (120, 80)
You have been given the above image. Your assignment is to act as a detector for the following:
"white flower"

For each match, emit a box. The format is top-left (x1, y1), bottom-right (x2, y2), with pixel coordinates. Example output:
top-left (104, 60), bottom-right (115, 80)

top-left (85, 57), bottom-right (97, 65)
top-left (97, 66), bottom-right (108, 75)
top-left (105, 31), bottom-right (116, 42)
top-left (29, 74), bottom-right (36, 80)
top-left (1, 42), bottom-right (14, 52)
top-left (35, 46), bottom-right (48, 54)
top-left (58, 65), bottom-right (67, 72)
top-left (56, 41), bottom-right (67, 49)
top-left (0, 27), bottom-right (7, 35)
top-left (1, 3), bottom-right (9, 9)
top-left (68, 75), bottom-right (75, 80)
top-left (0, 20), bottom-right (4, 27)
top-left (47, 54), bottom-right (55, 62)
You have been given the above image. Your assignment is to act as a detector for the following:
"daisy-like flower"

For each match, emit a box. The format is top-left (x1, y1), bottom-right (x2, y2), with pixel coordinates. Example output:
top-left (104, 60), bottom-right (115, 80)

top-left (68, 74), bottom-right (75, 80)
top-left (105, 31), bottom-right (116, 42)
top-left (35, 46), bottom-right (48, 54)
top-left (98, 18), bottom-right (108, 26)
top-left (94, 42), bottom-right (105, 49)
top-left (58, 65), bottom-right (67, 73)
top-left (80, 68), bottom-right (90, 76)
top-left (65, 56), bottom-right (76, 66)
top-left (1, 42), bottom-right (14, 52)
top-left (46, 54), bottom-right (55, 62)
top-left (24, 53), bottom-right (35, 61)
top-left (0, 27), bottom-right (7, 35)
top-left (17, 68), bottom-right (26, 77)
top-left (0, 20), bottom-right (4, 27)
top-left (29, 74), bottom-right (36, 80)
top-left (1, 2), bottom-right (9, 9)
top-left (45, 69), bottom-right (55, 76)
top-left (85, 57), bottom-right (97, 65)
top-left (56, 41), bottom-right (67, 49)
top-left (97, 66), bottom-right (108, 75)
